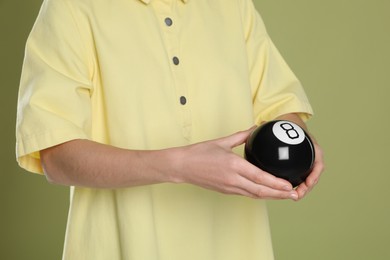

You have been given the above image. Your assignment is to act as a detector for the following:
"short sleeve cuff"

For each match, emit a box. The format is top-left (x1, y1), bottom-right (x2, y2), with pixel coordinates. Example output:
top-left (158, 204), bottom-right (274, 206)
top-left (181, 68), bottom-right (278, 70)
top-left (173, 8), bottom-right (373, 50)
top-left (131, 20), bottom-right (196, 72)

top-left (16, 126), bottom-right (89, 174)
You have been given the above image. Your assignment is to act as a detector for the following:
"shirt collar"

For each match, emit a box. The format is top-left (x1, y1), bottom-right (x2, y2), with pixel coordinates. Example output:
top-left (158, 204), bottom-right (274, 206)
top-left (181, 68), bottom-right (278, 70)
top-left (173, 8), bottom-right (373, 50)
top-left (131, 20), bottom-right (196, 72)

top-left (139, 0), bottom-right (188, 4)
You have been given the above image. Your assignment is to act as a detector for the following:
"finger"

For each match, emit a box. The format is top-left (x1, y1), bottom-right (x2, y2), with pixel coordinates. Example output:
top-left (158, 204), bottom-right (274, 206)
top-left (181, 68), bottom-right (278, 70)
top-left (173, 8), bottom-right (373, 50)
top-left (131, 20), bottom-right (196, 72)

top-left (296, 160), bottom-right (324, 199)
top-left (296, 143), bottom-right (325, 199)
top-left (310, 143), bottom-right (325, 182)
top-left (296, 172), bottom-right (318, 199)
top-left (220, 185), bottom-right (261, 199)
top-left (306, 163), bottom-right (323, 187)
top-left (304, 145), bottom-right (325, 188)
top-left (217, 126), bottom-right (257, 149)
top-left (237, 176), bottom-right (298, 200)
top-left (295, 181), bottom-right (309, 199)
top-left (239, 160), bottom-right (294, 192)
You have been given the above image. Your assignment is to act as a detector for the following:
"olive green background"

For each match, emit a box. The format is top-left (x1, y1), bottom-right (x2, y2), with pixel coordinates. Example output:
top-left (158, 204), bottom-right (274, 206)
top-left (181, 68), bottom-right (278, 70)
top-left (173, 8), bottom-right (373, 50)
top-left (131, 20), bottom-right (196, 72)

top-left (1, 0), bottom-right (389, 259)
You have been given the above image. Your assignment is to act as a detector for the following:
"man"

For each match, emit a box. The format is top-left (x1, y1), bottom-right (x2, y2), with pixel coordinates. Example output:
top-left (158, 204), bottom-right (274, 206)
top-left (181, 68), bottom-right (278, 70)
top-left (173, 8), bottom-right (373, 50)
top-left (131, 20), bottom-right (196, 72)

top-left (16, 0), bottom-right (324, 259)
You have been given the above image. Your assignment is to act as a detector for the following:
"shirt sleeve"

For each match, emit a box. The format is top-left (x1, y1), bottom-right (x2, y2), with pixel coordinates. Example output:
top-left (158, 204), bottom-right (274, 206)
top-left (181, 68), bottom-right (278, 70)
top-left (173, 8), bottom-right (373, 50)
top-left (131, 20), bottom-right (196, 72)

top-left (15, 0), bottom-right (94, 174)
top-left (240, 0), bottom-right (314, 124)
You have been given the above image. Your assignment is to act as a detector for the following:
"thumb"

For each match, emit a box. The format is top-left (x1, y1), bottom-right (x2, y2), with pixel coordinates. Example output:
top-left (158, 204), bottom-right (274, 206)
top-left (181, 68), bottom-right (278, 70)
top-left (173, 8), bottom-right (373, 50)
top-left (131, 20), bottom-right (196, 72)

top-left (218, 126), bottom-right (257, 149)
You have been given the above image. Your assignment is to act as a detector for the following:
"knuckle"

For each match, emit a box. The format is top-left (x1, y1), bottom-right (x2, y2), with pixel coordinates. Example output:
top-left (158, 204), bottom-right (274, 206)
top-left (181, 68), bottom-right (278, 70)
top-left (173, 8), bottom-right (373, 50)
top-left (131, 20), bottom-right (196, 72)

top-left (220, 188), bottom-right (234, 195)
top-left (320, 162), bottom-right (326, 171)
top-left (224, 176), bottom-right (236, 187)
top-left (253, 172), bottom-right (266, 184)
top-left (220, 186), bottom-right (239, 196)
top-left (315, 161), bottom-right (325, 174)
top-left (227, 156), bottom-right (241, 170)
top-left (255, 188), bottom-right (266, 198)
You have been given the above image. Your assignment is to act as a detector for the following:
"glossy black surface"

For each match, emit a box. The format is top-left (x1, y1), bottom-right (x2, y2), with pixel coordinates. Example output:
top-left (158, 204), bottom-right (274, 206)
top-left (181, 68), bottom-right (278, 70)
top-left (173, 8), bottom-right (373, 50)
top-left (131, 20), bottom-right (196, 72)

top-left (245, 120), bottom-right (315, 187)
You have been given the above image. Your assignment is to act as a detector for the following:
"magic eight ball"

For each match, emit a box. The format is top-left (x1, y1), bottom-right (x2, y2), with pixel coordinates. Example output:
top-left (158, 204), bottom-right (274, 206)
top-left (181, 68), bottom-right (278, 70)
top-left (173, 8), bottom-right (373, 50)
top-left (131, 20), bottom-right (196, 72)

top-left (245, 120), bottom-right (315, 187)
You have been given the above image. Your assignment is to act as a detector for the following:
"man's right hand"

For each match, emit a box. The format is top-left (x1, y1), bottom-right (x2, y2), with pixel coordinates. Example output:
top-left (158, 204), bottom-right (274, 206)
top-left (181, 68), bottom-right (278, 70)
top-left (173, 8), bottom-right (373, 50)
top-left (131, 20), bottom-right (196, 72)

top-left (170, 127), bottom-right (299, 200)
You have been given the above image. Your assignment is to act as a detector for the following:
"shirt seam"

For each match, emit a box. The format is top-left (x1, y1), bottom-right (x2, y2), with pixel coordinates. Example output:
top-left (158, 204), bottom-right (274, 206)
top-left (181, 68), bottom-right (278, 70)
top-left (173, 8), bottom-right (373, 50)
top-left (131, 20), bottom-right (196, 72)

top-left (64, 0), bottom-right (96, 93)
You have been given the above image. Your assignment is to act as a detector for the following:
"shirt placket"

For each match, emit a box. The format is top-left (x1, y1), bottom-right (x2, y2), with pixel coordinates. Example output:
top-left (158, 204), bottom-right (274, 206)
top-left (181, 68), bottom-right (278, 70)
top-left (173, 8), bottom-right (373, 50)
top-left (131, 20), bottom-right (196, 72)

top-left (151, 0), bottom-right (192, 140)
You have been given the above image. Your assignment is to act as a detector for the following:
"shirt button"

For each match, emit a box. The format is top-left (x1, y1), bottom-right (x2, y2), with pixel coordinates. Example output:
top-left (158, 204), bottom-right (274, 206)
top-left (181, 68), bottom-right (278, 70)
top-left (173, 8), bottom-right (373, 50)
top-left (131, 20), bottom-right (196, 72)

top-left (173, 56), bottom-right (180, 65)
top-left (180, 96), bottom-right (187, 105)
top-left (165, 17), bottom-right (173, 26)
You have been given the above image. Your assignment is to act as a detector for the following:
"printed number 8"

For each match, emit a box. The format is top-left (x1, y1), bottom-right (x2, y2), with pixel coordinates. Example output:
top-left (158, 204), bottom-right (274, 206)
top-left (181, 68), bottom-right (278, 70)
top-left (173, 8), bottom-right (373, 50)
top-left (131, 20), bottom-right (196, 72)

top-left (280, 123), bottom-right (300, 140)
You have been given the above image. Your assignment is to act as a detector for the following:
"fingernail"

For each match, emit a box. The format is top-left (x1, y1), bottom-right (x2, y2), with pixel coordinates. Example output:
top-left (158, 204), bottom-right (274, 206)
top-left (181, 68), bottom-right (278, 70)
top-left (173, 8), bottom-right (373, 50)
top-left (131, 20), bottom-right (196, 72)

top-left (283, 185), bottom-right (292, 191)
top-left (290, 193), bottom-right (298, 200)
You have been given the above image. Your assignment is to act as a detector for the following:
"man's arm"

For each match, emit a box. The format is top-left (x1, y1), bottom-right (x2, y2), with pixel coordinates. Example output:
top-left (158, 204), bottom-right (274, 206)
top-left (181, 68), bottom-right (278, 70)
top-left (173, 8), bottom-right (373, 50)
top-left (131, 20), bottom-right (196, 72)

top-left (41, 127), bottom-right (300, 200)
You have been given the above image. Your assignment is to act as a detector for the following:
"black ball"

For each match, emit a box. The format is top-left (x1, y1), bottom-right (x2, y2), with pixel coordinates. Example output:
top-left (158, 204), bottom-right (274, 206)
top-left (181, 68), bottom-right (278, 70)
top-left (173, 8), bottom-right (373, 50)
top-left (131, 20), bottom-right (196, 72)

top-left (245, 120), bottom-right (315, 187)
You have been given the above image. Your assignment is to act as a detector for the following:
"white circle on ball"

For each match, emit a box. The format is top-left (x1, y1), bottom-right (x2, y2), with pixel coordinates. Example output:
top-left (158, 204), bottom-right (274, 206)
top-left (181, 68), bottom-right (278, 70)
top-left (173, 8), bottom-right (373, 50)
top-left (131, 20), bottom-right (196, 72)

top-left (272, 121), bottom-right (305, 145)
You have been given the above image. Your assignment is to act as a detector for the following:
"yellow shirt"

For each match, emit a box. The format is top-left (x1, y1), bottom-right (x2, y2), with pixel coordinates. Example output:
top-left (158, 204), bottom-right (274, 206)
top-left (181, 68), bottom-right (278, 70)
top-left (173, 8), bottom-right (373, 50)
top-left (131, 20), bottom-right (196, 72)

top-left (16, 0), bottom-right (313, 259)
